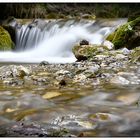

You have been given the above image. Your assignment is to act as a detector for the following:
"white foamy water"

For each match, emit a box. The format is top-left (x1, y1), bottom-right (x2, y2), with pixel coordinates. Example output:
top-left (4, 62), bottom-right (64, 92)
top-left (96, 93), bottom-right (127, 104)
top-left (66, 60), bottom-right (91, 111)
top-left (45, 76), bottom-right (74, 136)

top-left (0, 19), bottom-right (127, 64)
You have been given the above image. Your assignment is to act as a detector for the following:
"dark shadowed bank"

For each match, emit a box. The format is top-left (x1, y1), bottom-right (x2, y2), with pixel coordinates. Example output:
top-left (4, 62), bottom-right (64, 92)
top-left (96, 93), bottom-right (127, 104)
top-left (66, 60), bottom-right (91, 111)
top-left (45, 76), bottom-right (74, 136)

top-left (0, 3), bottom-right (140, 20)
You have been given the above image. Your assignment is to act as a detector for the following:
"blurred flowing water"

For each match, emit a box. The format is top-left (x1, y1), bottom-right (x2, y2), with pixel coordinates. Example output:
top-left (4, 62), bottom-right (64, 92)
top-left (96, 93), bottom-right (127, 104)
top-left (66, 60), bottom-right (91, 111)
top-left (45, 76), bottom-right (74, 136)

top-left (0, 19), bottom-right (140, 137)
top-left (0, 65), bottom-right (140, 137)
top-left (0, 18), bottom-right (126, 63)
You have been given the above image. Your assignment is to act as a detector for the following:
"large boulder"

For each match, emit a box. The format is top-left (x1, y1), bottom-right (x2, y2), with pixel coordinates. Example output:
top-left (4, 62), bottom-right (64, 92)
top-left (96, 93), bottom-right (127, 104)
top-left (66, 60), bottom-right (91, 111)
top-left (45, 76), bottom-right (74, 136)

top-left (0, 26), bottom-right (14, 51)
top-left (107, 17), bottom-right (140, 49)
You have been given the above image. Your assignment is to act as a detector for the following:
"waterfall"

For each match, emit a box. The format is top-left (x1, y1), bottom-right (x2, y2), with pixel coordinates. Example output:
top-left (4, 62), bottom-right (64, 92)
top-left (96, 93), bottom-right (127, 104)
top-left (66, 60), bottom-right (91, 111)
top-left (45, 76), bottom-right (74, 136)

top-left (0, 19), bottom-right (127, 64)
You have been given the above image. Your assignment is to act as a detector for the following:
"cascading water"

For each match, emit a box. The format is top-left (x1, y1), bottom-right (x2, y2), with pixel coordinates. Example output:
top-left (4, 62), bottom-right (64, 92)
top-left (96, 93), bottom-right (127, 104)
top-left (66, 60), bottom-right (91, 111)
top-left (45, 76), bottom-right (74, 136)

top-left (0, 18), bottom-right (127, 64)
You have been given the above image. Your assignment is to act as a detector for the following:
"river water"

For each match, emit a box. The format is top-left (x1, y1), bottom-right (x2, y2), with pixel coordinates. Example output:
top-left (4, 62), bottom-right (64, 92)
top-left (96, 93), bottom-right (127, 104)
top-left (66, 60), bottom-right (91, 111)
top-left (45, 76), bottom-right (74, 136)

top-left (0, 19), bottom-right (140, 137)
top-left (0, 62), bottom-right (139, 137)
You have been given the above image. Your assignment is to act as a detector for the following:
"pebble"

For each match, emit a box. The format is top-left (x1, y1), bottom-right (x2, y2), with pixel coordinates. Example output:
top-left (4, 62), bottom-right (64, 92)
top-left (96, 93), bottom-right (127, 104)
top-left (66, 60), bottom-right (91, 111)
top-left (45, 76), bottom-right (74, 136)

top-left (110, 76), bottom-right (130, 85)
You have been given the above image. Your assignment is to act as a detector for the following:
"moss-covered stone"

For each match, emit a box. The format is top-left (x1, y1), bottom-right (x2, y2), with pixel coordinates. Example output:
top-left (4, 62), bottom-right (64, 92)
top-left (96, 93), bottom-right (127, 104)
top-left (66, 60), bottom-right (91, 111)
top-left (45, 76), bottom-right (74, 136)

top-left (107, 17), bottom-right (140, 49)
top-left (0, 26), bottom-right (14, 51)
top-left (73, 45), bottom-right (109, 61)
top-left (2, 25), bottom-right (16, 44)
top-left (129, 47), bottom-right (140, 63)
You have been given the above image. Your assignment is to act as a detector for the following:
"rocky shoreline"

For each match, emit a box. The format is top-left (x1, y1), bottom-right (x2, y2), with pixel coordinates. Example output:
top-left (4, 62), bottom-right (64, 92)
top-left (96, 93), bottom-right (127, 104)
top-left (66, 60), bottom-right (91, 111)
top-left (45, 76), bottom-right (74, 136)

top-left (0, 45), bottom-right (139, 137)
top-left (0, 46), bottom-right (139, 88)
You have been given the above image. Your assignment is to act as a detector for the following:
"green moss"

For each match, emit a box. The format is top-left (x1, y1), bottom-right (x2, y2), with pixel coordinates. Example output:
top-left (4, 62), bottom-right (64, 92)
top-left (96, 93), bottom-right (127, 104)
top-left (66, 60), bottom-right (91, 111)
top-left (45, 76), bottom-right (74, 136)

top-left (73, 45), bottom-right (100, 59)
top-left (73, 44), bottom-right (111, 61)
top-left (107, 17), bottom-right (140, 49)
top-left (0, 26), bottom-right (14, 51)
top-left (130, 47), bottom-right (140, 63)
top-left (2, 25), bottom-right (16, 44)
top-left (106, 32), bottom-right (115, 41)
top-left (112, 23), bottom-right (134, 49)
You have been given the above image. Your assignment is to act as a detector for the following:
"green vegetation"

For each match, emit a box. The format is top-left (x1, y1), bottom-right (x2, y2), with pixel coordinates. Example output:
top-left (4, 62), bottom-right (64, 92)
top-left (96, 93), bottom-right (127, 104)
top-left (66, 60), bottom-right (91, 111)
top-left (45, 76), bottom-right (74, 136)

top-left (0, 3), bottom-right (140, 19)
top-left (0, 26), bottom-right (15, 51)
top-left (130, 47), bottom-right (140, 63)
top-left (107, 17), bottom-right (140, 49)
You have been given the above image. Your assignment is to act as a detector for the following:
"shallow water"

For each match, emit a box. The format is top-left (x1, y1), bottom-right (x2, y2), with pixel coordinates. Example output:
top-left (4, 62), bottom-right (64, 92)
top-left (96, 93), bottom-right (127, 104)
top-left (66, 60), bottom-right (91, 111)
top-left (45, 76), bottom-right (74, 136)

top-left (0, 18), bottom-right (139, 136)
top-left (0, 74), bottom-right (140, 136)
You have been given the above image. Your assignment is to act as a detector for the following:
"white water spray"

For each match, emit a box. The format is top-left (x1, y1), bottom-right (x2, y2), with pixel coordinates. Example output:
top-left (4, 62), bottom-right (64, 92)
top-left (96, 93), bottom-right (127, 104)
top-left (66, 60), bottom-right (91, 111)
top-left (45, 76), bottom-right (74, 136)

top-left (0, 19), bottom-right (127, 64)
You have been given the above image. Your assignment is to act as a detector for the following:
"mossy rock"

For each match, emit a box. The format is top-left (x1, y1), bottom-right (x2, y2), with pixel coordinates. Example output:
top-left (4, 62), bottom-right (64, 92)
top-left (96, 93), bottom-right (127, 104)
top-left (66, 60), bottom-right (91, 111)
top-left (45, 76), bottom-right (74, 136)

top-left (0, 26), bottom-right (15, 51)
top-left (2, 25), bottom-right (16, 44)
top-left (107, 17), bottom-right (140, 49)
top-left (73, 45), bottom-right (107, 61)
top-left (129, 47), bottom-right (140, 63)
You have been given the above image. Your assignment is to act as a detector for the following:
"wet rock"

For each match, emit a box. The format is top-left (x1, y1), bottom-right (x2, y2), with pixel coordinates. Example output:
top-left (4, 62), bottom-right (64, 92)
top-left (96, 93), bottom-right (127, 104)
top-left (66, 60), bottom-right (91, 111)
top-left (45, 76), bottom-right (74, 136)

top-left (92, 78), bottom-right (101, 86)
top-left (18, 66), bottom-right (31, 77)
top-left (39, 61), bottom-right (49, 66)
top-left (84, 65), bottom-right (100, 78)
top-left (0, 122), bottom-right (74, 137)
top-left (80, 40), bottom-right (89, 45)
top-left (56, 70), bottom-right (71, 76)
top-left (3, 78), bottom-right (24, 86)
top-left (10, 65), bottom-right (31, 78)
top-left (115, 54), bottom-right (127, 60)
top-left (73, 45), bottom-right (103, 61)
top-left (110, 76), bottom-right (130, 85)
top-left (94, 55), bottom-right (108, 60)
top-left (42, 92), bottom-right (62, 99)
top-left (73, 74), bottom-right (87, 83)
top-left (75, 54), bottom-right (88, 61)
top-left (103, 40), bottom-right (114, 50)
top-left (52, 115), bottom-right (97, 131)
top-left (59, 79), bottom-right (67, 86)
top-left (121, 48), bottom-right (131, 55)
top-left (31, 75), bottom-right (48, 85)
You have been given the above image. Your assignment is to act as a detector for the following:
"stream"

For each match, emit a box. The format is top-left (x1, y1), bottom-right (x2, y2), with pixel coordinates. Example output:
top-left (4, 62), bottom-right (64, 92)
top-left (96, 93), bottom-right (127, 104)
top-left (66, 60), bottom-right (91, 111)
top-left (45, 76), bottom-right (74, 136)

top-left (0, 18), bottom-right (139, 137)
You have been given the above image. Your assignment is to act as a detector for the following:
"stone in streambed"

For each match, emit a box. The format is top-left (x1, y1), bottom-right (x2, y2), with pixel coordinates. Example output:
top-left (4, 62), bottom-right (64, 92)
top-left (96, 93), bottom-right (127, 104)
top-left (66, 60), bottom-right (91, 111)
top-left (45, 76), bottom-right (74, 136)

top-left (42, 91), bottom-right (62, 99)
top-left (121, 48), bottom-right (131, 55)
top-left (129, 47), bottom-right (140, 62)
top-left (110, 76), bottom-right (130, 85)
top-left (56, 70), bottom-right (71, 75)
top-left (73, 45), bottom-right (104, 61)
top-left (103, 40), bottom-right (114, 50)
top-left (11, 65), bottom-right (32, 78)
